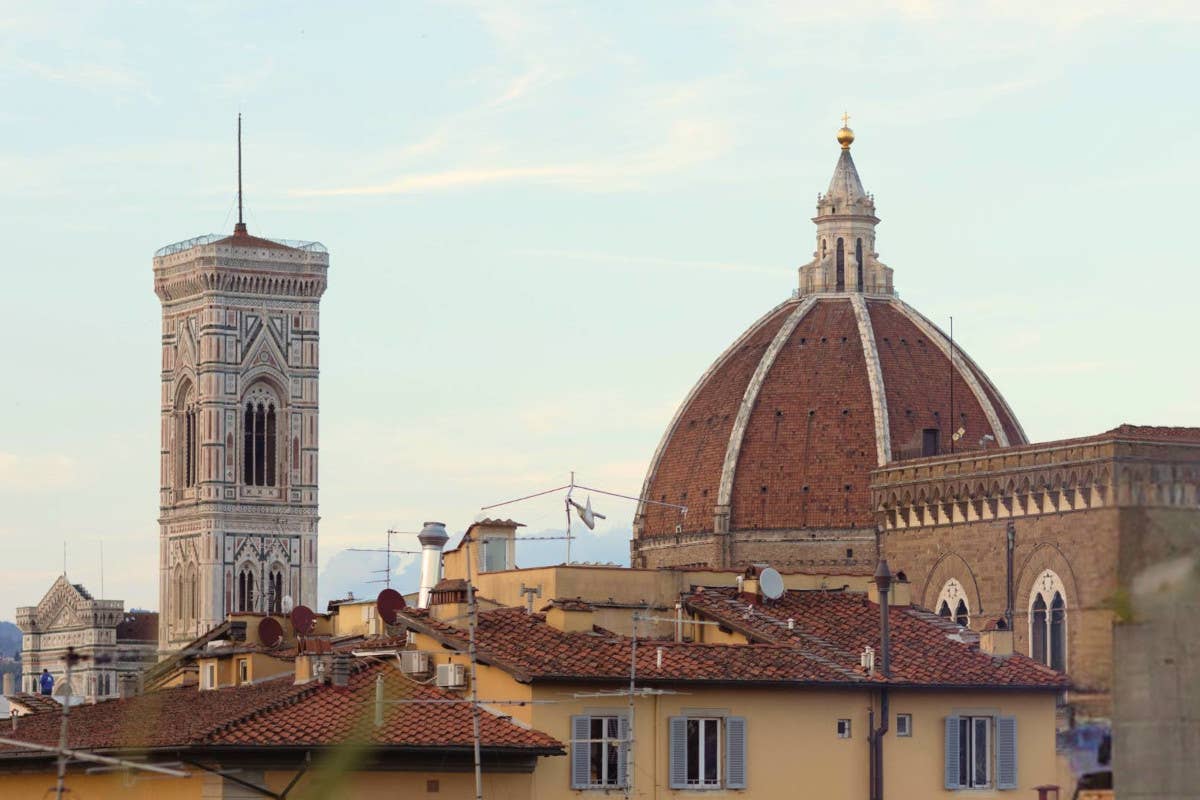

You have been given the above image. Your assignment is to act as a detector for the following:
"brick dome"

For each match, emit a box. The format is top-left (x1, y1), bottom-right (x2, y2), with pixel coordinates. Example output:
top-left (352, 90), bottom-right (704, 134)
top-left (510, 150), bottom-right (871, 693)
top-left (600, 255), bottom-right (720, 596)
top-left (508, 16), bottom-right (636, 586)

top-left (632, 127), bottom-right (1026, 564)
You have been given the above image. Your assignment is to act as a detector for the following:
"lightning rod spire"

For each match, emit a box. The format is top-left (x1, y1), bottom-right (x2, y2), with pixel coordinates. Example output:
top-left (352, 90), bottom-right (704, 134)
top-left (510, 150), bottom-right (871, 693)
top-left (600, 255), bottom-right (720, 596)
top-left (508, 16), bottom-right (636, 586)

top-left (235, 113), bottom-right (247, 234)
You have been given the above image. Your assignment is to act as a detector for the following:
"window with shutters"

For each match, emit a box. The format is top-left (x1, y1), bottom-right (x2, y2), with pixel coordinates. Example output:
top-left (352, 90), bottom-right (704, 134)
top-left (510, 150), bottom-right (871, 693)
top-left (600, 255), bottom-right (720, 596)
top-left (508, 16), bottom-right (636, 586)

top-left (570, 714), bottom-right (628, 789)
top-left (945, 715), bottom-right (1018, 790)
top-left (668, 715), bottom-right (747, 790)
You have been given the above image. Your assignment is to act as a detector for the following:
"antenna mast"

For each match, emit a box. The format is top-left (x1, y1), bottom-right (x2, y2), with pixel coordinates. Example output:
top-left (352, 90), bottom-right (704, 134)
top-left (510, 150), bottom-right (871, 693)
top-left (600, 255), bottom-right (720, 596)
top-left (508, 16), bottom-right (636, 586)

top-left (236, 113), bottom-right (246, 233)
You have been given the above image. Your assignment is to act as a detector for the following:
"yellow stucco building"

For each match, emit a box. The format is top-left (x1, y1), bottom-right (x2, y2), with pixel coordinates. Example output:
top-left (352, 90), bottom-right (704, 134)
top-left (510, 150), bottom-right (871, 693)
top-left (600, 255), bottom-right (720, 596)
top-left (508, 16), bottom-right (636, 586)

top-left (0, 525), bottom-right (1066, 799)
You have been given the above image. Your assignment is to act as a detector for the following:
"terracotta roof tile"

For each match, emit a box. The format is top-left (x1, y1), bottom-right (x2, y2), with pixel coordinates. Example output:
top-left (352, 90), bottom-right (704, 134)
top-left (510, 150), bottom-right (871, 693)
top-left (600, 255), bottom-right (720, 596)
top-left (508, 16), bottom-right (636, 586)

top-left (210, 662), bottom-right (560, 750)
top-left (4, 693), bottom-right (61, 715)
top-left (399, 591), bottom-right (1066, 690)
top-left (684, 588), bottom-right (1069, 689)
top-left (0, 665), bottom-right (560, 758)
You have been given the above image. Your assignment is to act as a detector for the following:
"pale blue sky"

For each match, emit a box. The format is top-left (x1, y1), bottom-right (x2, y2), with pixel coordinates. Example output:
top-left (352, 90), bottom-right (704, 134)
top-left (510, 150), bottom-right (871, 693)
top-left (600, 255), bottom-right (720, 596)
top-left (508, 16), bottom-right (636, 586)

top-left (2, 1), bottom-right (1197, 615)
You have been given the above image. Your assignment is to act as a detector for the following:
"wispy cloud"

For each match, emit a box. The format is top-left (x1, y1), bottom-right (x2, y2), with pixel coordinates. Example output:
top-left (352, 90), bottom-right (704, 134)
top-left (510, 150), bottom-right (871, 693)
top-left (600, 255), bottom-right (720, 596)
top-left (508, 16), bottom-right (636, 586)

top-left (0, 452), bottom-right (77, 491)
top-left (292, 117), bottom-right (732, 196)
top-left (10, 56), bottom-right (153, 100)
top-left (515, 248), bottom-right (780, 276)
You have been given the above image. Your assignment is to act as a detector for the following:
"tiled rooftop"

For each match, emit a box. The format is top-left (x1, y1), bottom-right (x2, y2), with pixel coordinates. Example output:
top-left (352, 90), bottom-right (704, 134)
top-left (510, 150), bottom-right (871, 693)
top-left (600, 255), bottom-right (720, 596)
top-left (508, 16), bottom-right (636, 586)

top-left (400, 590), bottom-right (1067, 690)
top-left (4, 693), bottom-right (62, 716)
top-left (0, 663), bottom-right (560, 759)
top-left (684, 588), bottom-right (1069, 689)
top-left (210, 661), bottom-right (560, 750)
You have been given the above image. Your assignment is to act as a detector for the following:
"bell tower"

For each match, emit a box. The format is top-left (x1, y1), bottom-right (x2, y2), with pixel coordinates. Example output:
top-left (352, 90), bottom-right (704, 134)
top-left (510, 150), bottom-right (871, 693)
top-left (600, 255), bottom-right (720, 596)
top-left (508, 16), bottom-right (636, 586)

top-left (153, 119), bottom-right (328, 652)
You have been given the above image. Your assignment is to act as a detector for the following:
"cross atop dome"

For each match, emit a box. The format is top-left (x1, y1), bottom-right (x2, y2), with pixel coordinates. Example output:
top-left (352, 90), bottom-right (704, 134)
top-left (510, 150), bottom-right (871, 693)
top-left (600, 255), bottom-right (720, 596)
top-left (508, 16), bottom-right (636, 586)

top-left (797, 120), bottom-right (894, 296)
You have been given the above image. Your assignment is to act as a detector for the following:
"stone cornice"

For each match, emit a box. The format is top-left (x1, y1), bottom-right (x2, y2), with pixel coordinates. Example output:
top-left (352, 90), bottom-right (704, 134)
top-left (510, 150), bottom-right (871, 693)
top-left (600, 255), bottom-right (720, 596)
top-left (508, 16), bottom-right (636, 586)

top-left (871, 435), bottom-right (1200, 530)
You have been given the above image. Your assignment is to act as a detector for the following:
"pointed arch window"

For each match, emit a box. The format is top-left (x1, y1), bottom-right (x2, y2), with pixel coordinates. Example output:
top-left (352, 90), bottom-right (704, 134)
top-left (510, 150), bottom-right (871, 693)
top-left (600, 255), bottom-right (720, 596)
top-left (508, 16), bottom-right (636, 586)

top-left (936, 578), bottom-right (970, 629)
top-left (237, 569), bottom-right (256, 612)
top-left (1029, 570), bottom-right (1067, 671)
top-left (267, 567), bottom-right (284, 615)
top-left (855, 237), bottom-right (864, 291)
top-left (176, 384), bottom-right (198, 489)
top-left (242, 385), bottom-right (280, 487)
top-left (836, 238), bottom-right (845, 291)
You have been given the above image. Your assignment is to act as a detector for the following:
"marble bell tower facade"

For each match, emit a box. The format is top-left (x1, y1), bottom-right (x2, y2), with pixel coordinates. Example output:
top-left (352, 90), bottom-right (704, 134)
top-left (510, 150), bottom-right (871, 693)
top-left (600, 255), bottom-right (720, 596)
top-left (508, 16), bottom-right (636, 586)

top-left (153, 220), bottom-right (328, 653)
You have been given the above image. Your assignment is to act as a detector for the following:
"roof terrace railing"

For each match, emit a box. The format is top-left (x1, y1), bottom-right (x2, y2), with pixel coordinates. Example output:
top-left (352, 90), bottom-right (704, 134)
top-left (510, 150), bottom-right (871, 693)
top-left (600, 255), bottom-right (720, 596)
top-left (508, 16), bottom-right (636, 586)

top-left (154, 233), bottom-right (327, 258)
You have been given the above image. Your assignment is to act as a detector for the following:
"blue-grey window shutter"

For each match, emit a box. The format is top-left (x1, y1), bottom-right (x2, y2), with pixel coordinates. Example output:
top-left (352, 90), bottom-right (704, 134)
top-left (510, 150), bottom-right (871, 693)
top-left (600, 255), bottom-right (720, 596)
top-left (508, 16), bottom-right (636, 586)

top-left (726, 716), bottom-right (748, 789)
top-left (617, 715), bottom-right (631, 788)
top-left (571, 715), bottom-right (591, 789)
top-left (996, 715), bottom-right (1018, 790)
top-left (669, 716), bottom-right (689, 789)
top-left (944, 716), bottom-right (961, 790)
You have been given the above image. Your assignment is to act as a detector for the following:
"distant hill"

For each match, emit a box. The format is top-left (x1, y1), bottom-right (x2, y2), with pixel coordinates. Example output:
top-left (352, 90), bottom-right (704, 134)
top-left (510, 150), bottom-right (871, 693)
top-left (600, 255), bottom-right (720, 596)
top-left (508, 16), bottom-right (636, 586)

top-left (0, 622), bottom-right (20, 659)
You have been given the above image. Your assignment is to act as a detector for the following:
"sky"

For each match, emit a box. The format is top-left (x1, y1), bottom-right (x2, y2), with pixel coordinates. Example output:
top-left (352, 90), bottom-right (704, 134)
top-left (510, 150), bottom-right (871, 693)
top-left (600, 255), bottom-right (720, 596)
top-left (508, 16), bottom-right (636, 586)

top-left (1, 1), bottom-right (1198, 617)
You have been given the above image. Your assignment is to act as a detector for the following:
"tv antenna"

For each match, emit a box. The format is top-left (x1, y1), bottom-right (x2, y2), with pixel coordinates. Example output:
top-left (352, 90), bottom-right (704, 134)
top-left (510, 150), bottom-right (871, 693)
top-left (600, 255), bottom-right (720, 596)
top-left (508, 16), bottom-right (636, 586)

top-left (480, 471), bottom-right (687, 564)
top-left (348, 529), bottom-right (422, 589)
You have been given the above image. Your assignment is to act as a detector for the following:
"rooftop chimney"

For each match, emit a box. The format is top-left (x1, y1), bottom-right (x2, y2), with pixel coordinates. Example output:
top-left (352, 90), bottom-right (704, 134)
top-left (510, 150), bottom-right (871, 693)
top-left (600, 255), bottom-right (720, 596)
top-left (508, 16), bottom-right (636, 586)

top-left (545, 599), bottom-right (594, 633)
top-left (874, 560), bottom-right (893, 678)
top-left (117, 674), bottom-right (139, 700)
top-left (979, 617), bottom-right (1014, 658)
top-left (417, 521), bottom-right (450, 609)
top-left (2, 673), bottom-right (13, 697)
top-left (331, 653), bottom-right (351, 688)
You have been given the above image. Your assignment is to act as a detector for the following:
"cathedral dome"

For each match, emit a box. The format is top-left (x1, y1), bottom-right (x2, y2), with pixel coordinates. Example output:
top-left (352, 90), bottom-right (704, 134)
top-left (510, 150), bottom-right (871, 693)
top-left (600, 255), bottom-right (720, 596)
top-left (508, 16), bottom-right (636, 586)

top-left (632, 128), bottom-right (1026, 561)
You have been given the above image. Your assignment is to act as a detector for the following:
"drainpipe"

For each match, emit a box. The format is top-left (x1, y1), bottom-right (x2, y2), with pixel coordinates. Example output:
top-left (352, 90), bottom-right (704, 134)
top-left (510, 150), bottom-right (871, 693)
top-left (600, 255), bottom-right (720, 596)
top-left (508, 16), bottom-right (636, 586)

top-left (872, 560), bottom-right (894, 800)
top-left (1005, 521), bottom-right (1015, 630)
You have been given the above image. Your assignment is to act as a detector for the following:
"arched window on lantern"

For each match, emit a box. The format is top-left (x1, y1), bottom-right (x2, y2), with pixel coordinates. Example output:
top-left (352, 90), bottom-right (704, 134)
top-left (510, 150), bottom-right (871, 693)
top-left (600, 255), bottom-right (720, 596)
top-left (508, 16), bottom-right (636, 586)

top-left (836, 238), bottom-right (846, 291)
top-left (1029, 569), bottom-right (1067, 671)
top-left (936, 578), bottom-right (971, 629)
top-left (855, 237), bottom-right (864, 291)
top-left (242, 384), bottom-right (281, 487)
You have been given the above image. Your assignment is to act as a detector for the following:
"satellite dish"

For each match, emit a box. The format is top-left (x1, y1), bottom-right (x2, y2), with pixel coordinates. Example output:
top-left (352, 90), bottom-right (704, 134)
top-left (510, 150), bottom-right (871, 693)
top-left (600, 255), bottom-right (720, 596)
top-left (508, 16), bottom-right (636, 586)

top-left (376, 588), bottom-right (406, 625)
top-left (258, 617), bottom-right (284, 648)
top-left (282, 595), bottom-right (294, 614)
top-left (759, 567), bottom-right (785, 601)
top-left (568, 496), bottom-right (607, 530)
top-left (290, 604), bottom-right (316, 635)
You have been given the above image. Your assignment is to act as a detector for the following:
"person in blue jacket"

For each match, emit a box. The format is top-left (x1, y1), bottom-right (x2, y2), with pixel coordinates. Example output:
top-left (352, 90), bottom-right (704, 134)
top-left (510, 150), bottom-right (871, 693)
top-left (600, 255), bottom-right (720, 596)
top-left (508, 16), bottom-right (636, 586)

top-left (39, 669), bottom-right (53, 696)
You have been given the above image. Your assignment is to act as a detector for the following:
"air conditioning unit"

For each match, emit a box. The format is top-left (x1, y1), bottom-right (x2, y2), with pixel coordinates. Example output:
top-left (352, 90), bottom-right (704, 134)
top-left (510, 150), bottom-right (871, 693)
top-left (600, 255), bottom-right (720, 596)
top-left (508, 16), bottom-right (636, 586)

top-left (436, 663), bottom-right (467, 689)
top-left (400, 651), bottom-right (431, 676)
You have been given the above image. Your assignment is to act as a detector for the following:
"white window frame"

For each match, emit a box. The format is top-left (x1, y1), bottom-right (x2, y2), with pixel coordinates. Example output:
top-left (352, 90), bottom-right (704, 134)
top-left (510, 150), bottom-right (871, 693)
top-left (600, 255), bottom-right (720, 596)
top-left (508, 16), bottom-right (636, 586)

top-left (204, 663), bottom-right (217, 690)
top-left (573, 714), bottom-right (625, 789)
top-left (956, 716), bottom-right (992, 789)
top-left (685, 717), bottom-right (722, 788)
top-left (837, 718), bottom-right (852, 739)
top-left (237, 659), bottom-right (249, 684)
top-left (897, 713), bottom-right (912, 737)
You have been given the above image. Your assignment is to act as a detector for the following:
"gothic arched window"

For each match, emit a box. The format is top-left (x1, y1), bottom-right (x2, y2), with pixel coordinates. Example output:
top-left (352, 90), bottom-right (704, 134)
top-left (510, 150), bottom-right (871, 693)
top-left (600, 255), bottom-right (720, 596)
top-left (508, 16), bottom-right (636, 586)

top-left (242, 385), bottom-right (281, 487)
top-left (173, 566), bottom-right (184, 621)
top-left (176, 383), bottom-right (198, 489)
top-left (936, 578), bottom-right (970, 629)
top-left (267, 567), bottom-right (284, 615)
top-left (1029, 570), bottom-right (1067, 671)
top-left (1030, 594), bottom-right (1047, 664)
top-left (237, 569), bottom-right (256, 612)
top-left (187, 565), bottom-right (198, 621)
top-left (855, 237), bottom-right (864, 291)
top-left (836, 238), bottom-right (845, 291)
